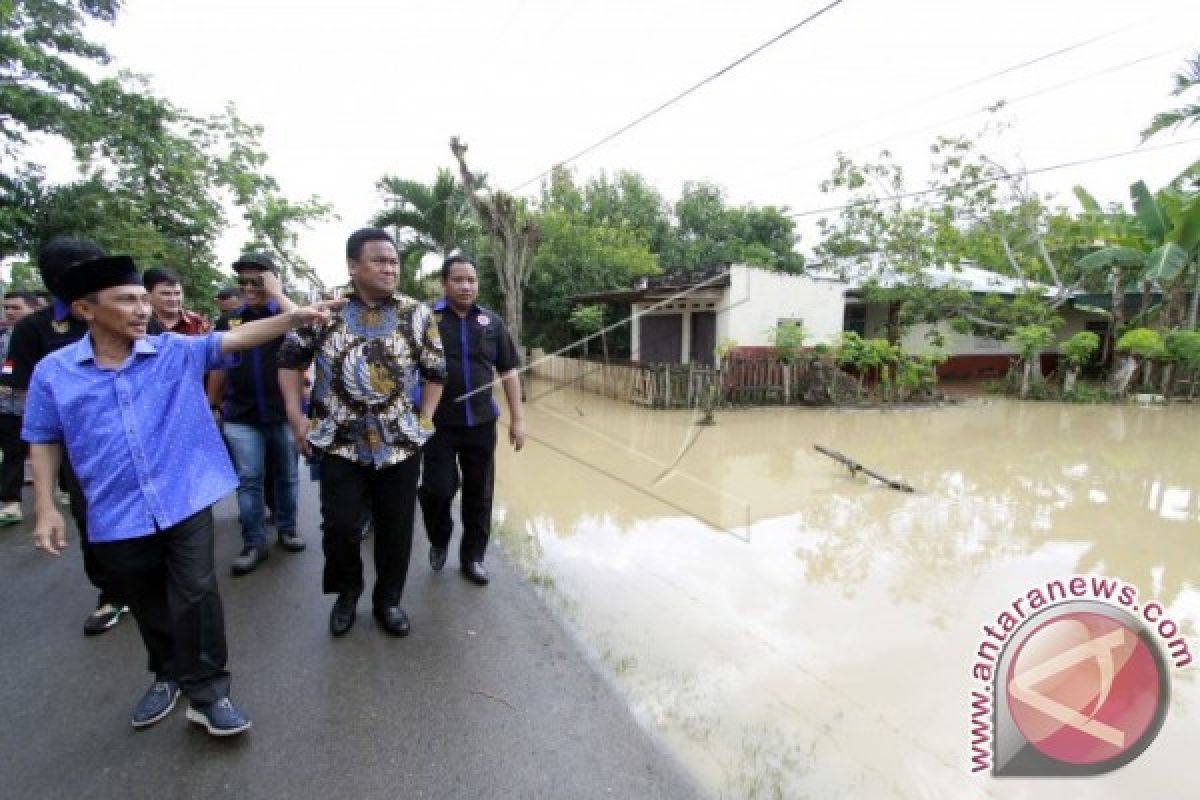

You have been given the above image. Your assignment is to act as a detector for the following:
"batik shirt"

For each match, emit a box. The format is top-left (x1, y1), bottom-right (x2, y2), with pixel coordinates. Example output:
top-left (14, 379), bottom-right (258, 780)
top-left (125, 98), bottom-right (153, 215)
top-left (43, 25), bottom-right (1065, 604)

top-left (278, 290), bottom-right (446, 468)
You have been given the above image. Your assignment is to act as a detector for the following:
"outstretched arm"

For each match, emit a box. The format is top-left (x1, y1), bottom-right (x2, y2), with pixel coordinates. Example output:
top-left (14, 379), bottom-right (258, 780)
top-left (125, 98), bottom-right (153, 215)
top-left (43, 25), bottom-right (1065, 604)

top-left (219, 300), bottom-right (344, 355)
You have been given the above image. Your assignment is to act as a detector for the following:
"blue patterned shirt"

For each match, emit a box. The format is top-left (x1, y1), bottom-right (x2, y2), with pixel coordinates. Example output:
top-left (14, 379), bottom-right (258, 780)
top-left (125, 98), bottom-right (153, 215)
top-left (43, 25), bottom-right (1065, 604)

top-left (22, 332), bottom-right (239, 542)
top-left (278, 290), bottom-right (446, 468)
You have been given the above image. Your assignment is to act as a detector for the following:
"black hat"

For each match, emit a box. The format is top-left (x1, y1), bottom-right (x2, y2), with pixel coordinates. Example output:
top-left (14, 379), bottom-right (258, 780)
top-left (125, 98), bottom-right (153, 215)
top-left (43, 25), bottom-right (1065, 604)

top-left (57, 256), bottom-right (141, 304)
top-left (232, 252), bottom-right (277, 274)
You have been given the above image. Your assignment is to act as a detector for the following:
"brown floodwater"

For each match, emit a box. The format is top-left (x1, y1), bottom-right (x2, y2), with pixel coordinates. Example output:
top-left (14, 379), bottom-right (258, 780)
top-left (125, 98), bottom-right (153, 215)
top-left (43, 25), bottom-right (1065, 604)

top-left (493, 379), bottom-right (1200, 799)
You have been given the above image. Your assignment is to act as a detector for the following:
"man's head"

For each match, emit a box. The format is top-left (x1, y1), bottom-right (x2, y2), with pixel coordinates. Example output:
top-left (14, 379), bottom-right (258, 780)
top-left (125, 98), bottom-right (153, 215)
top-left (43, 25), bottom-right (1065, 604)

top-left (441, 255), bottom-right (478, 312)
top-left (38, 236), bottom-right (105, 299)
top-left (142, 267), bottom-right (184, 319)
top-left (346, 228), bottom-right (399, 300)
top-left (231, 252), bottom-right (277, 308)
top-left (59, 256), bottom-right (150, 342)
top-left (3, 291), bottom-right (38, 325)
top-left (216, 286), bottom-right (241, 313)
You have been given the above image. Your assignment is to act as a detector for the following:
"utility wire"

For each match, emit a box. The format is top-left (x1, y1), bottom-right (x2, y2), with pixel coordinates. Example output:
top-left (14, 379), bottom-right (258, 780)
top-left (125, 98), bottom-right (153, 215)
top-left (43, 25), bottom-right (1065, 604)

top-left (841, 45), bottom-right (1184, 160)
top-left (786, 137), bottom-right (1200, 219)
top-left (791, 22), bottom-right (1143, 152)
top-left (508, 0), bottom-right (848, 193)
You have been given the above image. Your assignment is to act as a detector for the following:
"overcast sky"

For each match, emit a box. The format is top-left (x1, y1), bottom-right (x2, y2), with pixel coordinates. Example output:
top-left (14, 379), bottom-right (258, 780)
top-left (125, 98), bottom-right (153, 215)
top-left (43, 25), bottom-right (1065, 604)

top-left (70, 0), bottom-right (1200, 286)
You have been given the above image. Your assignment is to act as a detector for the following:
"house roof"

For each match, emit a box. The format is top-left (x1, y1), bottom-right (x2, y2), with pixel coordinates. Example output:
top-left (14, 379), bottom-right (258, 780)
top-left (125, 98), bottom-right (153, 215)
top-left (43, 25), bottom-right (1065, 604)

top-left (808, 257), bottom-right (1061, 298)
top-left (573, 264), bottom-right (731, 305)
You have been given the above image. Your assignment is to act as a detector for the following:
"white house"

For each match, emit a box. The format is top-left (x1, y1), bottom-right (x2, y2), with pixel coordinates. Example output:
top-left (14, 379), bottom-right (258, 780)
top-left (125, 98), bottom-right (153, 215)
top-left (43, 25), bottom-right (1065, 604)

top-left (575, 262), bottom-right (1103, 379)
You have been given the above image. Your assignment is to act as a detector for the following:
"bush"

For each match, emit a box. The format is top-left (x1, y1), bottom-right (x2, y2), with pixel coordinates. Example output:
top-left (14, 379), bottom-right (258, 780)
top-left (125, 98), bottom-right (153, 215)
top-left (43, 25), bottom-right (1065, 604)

top-left (1061, 331), bottom-right (1100, 370)
top-left (1116, 328), bottom-right (1165, 359)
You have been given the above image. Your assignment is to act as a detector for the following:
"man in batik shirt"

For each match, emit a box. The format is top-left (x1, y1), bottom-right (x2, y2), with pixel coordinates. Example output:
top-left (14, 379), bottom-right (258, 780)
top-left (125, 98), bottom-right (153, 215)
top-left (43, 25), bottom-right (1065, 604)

top-left (278, 228), bottom-right (445, 638)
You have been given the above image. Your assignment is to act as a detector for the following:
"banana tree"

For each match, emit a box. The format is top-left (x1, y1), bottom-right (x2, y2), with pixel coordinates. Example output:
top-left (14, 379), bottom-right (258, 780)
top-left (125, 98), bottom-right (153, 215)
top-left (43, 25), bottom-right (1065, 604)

top-left (1075, 182), bottom-right (1200, 354)
top-left (1072, 186), bottom-right (1149, 364)
top-left (1136, 183), bottom-right (1200, 329)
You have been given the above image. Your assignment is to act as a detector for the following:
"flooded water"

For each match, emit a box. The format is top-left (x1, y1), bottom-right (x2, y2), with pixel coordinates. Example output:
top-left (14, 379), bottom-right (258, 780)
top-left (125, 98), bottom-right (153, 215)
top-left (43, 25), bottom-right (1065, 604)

top-left (493, 379), bottom-right (1200, 799)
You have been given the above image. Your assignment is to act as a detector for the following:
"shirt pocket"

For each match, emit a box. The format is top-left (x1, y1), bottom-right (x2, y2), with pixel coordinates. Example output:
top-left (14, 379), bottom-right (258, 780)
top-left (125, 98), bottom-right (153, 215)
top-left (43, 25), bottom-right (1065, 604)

top-left (480, 328), bottom-right (498, 365)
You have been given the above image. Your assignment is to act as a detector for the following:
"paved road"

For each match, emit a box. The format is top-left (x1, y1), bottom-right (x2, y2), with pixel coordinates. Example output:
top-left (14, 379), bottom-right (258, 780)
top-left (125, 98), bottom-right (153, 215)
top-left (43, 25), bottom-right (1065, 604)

top-left (0, 476), bottom-right (703, 799)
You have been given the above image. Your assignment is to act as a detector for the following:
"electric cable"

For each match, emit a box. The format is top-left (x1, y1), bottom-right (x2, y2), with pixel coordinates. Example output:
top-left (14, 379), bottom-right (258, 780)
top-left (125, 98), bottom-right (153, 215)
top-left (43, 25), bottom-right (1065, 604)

top-left (508, 0), bottom-right (848, 192)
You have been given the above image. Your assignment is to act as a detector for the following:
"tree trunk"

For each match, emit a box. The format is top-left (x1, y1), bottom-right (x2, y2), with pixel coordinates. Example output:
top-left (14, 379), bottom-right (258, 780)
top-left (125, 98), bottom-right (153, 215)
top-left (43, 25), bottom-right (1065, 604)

top-left (1020, 359), bottom-right (1032, 399)
top-left (1189, 263), bottom-right (1200, 331)
top-left (1108, 355), bottom-right (1139, 395)
top-left (1064, 367), bottom-right (1078, 394)
top-left (1104, 267), bottom-right (1124, 366)
top-left (1160, 362), bottom-right (1175, 396)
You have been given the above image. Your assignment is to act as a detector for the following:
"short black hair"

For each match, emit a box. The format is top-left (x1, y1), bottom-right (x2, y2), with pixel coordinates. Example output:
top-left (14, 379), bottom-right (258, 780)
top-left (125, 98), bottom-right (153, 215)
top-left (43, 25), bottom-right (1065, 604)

top-left (38, 236), bottom-right (104, 297)
top-left (3, 290), bottom-right (38, 307)
top-left (346, 227), bottom-right (396, 261)
top-left (142, 266), bottom-right (182, 291)
top-left (440, 254), bottom-right (477, 282)
top-left (216, 286), bottom-right (240, 301)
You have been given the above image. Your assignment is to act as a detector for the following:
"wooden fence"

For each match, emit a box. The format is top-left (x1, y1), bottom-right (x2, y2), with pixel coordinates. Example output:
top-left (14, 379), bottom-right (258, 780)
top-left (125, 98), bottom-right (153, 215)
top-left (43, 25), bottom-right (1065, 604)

top-left (529, 352), bottom-right (831, 409)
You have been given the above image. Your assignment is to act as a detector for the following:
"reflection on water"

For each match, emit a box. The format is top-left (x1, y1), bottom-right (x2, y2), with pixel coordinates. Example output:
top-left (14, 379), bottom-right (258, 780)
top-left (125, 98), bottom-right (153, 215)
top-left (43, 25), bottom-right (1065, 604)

top-left (494, 380), bottom-right (1200, 798)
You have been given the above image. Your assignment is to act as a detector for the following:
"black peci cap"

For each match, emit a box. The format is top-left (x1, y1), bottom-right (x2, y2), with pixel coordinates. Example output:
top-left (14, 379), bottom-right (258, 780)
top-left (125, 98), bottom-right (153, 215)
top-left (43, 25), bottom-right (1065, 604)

top-left (56, 256), bottom-right (142, 304)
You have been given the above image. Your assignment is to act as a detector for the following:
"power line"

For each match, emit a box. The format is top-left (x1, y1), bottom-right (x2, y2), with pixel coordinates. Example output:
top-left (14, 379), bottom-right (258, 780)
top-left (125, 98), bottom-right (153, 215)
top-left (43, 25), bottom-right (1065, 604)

top-left (508, 0), bottom-right (848, 193)
top-left (790, 22), bottom-right (1144, 153)
top-left (786, 136), bottom-right (1200, 219)
top-left (841, 45), bottom-right (1184, 160)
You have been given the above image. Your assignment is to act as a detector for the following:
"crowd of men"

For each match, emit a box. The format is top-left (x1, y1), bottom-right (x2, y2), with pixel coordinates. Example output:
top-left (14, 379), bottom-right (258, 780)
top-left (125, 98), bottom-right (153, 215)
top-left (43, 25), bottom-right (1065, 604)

top-left (2, 228), bottom-right (525, 738)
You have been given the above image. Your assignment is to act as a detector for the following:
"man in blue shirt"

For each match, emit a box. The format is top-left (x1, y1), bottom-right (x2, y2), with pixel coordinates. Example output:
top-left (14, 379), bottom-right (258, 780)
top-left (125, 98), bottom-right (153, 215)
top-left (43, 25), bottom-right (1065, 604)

top-left (1, 237), bottom-right (131, 635)
top-left (24, 255), bottom-right (339, 736)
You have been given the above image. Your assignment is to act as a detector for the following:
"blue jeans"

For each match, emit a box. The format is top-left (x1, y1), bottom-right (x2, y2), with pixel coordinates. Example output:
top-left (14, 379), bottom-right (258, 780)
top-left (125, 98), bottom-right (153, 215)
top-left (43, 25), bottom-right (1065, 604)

top-left (223, 421), bottom-right (298, 548)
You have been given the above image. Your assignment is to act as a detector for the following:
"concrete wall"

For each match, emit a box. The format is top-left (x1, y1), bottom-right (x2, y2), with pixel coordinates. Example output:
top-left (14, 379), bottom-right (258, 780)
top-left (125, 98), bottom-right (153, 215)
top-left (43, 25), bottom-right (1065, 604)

top-left (722, 265), bottom-right (849, 347)
top-left (895, 306), bottom-right (1097, 357)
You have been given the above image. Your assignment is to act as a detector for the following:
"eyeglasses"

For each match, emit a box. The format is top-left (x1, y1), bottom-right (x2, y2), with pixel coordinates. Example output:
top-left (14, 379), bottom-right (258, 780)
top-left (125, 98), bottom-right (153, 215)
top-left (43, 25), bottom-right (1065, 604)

top-left (236, 277), bottom-right (263, 288)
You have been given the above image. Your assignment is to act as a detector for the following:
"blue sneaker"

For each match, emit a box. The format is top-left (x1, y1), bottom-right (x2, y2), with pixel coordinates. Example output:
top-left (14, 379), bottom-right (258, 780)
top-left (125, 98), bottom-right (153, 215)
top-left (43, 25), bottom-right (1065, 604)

top-left (186, 697), bottom-right (251, 736)
top-left (131, 679), bottom-right (180, 728)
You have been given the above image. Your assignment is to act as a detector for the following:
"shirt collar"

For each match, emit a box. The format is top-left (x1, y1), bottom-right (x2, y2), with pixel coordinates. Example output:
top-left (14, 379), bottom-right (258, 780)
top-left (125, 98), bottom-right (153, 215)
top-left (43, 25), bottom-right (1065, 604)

top-left (435, 297), bottom-right (480, 315)
top-left (237, 299), bottom-right (279, 316)
top-left (75, 334), bottom-right (158, 365)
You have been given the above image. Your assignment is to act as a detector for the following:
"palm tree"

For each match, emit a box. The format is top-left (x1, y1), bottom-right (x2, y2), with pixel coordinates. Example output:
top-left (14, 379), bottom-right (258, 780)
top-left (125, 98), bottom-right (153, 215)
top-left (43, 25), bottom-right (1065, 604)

top-left (372, 167), bottom-right (479, 268)
top-left (1141, 52), bottom-right (1200, 141)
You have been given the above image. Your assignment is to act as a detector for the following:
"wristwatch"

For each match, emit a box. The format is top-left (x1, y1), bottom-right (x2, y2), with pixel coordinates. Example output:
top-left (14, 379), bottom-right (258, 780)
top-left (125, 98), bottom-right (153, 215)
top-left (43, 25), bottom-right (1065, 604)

top-left (418, 413), bottom-right (435, 433)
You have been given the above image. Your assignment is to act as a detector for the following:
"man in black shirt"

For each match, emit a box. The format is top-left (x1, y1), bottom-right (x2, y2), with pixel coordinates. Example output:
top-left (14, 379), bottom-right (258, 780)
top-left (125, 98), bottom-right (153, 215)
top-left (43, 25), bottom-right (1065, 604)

top-left (208, 253), bottom-right (303, 575)
top-left (418, 255), bottom-right (525, 586)
top-left (0, 236), bottom-right (129, 634)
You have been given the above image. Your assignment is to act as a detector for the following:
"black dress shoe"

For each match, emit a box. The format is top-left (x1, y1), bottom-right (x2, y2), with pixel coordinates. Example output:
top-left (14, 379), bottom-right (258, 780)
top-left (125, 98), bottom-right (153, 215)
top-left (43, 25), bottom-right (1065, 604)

top-left (231, 545), bottom-right (268, 576)
top-left (329, 594), bottom-right (358, 637)
top-left (429, 546), bottom-right (447, 571)
top-left (373, 605), bottom-right (410, 637)
top-left (461, 561), bottom-right (489, 586)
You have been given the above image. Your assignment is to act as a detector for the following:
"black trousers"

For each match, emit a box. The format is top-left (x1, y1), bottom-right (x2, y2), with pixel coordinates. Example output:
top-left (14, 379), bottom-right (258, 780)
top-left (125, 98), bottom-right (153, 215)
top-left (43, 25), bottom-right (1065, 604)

top-left (319, 453), bottom-right (420, 610)
top-left (418, 421), bottom-right (497, 565)
top-left (0, 413), bottom-right (25, 503)
top-left (90, 507), bottom-right (230, 705)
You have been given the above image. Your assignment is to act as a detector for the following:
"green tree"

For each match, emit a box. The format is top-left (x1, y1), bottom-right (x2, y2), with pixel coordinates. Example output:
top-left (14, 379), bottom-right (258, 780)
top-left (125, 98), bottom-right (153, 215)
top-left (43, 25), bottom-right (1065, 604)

top-left (1012, 324), bottom-right (1056, 399)
top-left (1113, 327), bottom-right (1165, 394)
top-left (664, 181), bottom-right (802, 272)
top-left (1142, 52), bottom-right (1200, 141)
top-left (0, 0), bottom-right (121, 158)
top-left (1060, 330), bottom-right (1100, 393)
top-left (569, 304), bottom-right (606, 358)
top-left (816, 133), bottom-right (1107, 352)
top-left (526, 169), bottom-right (658, 349)
top-left (373, 167), bottom-right (478, 268)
